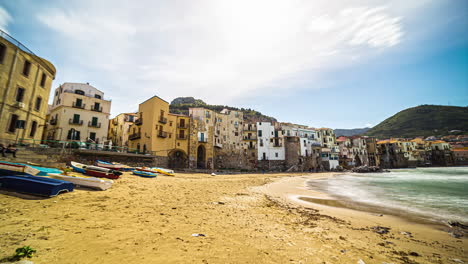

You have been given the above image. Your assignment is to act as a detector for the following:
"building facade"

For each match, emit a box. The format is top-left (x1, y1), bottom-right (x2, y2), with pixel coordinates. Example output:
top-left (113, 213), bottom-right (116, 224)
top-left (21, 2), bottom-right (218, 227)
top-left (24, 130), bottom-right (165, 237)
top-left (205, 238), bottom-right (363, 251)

top-left (0, 29), bottom-right (56, 144)
top-left (108, 113), bottom-right (137, 151)
top-left (45, 83), bottom-right (111, 146)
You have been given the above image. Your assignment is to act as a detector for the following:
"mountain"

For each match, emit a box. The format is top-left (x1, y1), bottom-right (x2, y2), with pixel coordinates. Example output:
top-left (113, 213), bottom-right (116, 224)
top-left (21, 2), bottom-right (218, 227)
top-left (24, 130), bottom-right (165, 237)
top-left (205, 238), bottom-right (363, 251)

top-left (365, 105), bottom-right (468, 138)
top-left (334, 128), bottom-right (371, 137)
top-left (169, 97), bottom-right (277, 122)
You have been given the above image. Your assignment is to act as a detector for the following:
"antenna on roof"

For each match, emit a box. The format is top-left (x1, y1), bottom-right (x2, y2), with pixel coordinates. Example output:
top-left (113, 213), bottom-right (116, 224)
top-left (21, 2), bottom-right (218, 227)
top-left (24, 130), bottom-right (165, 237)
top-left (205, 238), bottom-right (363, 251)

top-left (86, 82), bottom-right (90, 85)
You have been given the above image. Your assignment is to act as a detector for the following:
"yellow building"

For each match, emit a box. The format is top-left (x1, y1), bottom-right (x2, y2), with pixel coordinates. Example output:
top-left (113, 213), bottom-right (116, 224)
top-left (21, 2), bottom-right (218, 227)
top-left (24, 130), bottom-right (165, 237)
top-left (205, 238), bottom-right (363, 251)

top-left (0, 29), bottom-right (56, 144)
top-left (128, 96), bottom-right (191, 168)
top-left (108, 113), bottom-right (137, 151)
top-left (44, 83), bottom-right (111, 145)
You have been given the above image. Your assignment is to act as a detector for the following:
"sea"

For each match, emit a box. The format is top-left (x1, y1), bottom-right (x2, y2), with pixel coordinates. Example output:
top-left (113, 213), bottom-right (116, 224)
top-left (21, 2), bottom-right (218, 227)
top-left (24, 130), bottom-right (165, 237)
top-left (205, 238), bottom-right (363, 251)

top-left (306, 167), bottom-right (468, 224)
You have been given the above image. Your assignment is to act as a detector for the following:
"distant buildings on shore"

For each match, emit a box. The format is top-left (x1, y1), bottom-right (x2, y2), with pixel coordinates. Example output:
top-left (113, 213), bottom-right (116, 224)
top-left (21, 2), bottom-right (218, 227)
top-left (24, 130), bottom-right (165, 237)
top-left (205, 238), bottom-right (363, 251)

top-left (0, 30), bottom-right (465, 170)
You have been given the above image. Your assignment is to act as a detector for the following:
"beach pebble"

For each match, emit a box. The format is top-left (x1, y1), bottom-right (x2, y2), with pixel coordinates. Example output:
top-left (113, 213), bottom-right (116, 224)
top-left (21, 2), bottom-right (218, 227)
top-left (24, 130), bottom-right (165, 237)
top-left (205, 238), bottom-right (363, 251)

top-left (451, 259), bottom-right (464, 263)
top-left (357, 259), bottom-right (366, 264)
top-left (192, 233), bottom-right (206, 237)
top-left (400, 231), bottom-right (413, 238)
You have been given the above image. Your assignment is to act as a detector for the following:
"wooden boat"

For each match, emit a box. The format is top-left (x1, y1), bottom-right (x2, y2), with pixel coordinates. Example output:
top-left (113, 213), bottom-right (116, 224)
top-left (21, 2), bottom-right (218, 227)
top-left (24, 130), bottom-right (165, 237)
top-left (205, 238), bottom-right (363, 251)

top-left (48, 173), bottom-right (113, 190)
top-left (96, 160), bottom-right (133, 171)
top-left (0, 175), bottom-right (74, 197)
top-left (0, 161), bottom-right (40, 176)
top-left (132, 170), bottom-right (157, 178)
top-left (135, 167), bottom-right (174, 176)
top-left (85, 168), bottom-right (120, 179)
top-left (25, 164), bottom-right (62, 176)
top-left (71, 161), bottom-right (121, 179)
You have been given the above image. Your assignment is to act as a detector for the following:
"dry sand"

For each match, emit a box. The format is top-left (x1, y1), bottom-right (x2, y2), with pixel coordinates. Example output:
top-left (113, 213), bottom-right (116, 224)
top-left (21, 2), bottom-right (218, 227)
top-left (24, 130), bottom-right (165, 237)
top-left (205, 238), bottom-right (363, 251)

top-left (0, 172), bottom-right (466, 264)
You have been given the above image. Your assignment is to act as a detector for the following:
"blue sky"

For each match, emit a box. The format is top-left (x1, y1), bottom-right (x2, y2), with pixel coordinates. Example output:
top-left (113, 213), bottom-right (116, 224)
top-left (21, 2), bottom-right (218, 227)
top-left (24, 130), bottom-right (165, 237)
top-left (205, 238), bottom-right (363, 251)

top-left (1, 0), bottom-right (467, 129)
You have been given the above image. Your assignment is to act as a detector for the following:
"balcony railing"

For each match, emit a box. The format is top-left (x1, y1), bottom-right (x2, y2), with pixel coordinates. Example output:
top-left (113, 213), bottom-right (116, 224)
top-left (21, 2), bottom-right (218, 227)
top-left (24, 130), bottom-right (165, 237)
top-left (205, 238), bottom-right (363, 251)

top-left (135, 118), bottom-right (142, 125)
top-left (129, 132), bottom-right (141, 140)
top-left (91, 106), bottom-right (103, 112)
top-left (198, 137), bottom-right (208, 143)
top-left (177, 123), bottom-right (188, 129)
top-left (243, 136), bottom-right (257, 140)
top-left (273, 143), bottom-right (283, 148)
top-left (244, 127), bottom-right (256, 132)
top-left (157, 131), bottom-right (168, 138)
top-left (72, 102), bottom-right (85, 109)
top-left (177, 134), bottom-right (187, 140)
top-left (69, 119), bottom-right (83, 125)
top-left (49, 119), bottom-right (57, 125)
top-left (159, 117), bottom-right (167, 124)
top-left (88, 121), bottom-right (101, 128)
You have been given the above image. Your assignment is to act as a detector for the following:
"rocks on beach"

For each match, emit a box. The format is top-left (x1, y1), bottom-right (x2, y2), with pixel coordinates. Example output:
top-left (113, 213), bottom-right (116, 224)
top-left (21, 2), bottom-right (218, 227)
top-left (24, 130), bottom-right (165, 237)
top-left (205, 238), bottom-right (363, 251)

top-left (351, 166), bottom-right (385, 173)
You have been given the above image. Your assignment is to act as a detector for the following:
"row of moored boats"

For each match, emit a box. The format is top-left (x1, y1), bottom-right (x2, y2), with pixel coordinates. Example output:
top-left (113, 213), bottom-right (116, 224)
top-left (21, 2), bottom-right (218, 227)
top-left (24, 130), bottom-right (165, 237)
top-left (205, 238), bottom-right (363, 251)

top-left (0, 160), bottom-right (175, 197)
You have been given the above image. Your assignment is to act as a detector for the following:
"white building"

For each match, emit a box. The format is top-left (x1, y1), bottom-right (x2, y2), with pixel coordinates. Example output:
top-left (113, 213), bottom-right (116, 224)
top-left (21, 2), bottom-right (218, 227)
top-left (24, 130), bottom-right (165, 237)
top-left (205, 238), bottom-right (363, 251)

top-left (282, 123), bottom-right (322, 157)
top-left (257, 122), bottom-right (285, 161)
top-left (317, 128), bottom-right (339, 169)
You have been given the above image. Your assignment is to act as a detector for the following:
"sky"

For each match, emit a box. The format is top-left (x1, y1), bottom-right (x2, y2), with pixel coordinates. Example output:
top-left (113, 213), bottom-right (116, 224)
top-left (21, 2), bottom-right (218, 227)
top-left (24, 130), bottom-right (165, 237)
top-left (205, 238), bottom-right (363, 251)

top-left (0, 0), bottom-right (467, 129)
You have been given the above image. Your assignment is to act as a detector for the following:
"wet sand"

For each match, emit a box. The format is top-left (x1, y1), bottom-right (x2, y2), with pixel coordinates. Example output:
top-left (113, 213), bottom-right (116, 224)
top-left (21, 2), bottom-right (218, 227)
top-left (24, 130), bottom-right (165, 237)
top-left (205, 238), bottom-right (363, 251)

top-left (0, 172), bottom-right (466, 264)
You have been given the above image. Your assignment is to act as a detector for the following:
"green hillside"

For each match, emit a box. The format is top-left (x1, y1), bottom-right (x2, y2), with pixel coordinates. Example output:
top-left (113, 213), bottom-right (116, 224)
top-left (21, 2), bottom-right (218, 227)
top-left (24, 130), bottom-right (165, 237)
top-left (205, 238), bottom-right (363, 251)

top-left (365, 105), bottom-right (468, 138)
top-left (169, 97), bottom-right (277, 122)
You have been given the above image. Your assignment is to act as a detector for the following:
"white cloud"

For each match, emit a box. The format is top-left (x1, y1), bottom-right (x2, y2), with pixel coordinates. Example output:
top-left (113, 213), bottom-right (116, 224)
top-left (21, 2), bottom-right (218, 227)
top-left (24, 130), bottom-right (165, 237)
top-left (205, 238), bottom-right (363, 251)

top-left (0, 6), bottom-right (12, 32)
top-left (36, 0), bottom-right (408, 116)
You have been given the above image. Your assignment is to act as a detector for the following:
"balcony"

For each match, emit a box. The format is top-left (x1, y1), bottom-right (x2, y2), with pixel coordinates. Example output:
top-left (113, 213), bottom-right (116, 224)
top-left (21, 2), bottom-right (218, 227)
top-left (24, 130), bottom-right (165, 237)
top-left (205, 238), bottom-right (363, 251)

top-left (72, 102), bottom-right (85, 109)
top-left (273, 143), bottom-right (283, 148)
top-left (198, 137), bottom-right (208, 143)
top-left (177, 123), bottom-right (188, 129)
top-left (243, 136), bottom-right (257, 141)
top-left (158, 117), bottom-right (167, 124)
top-left (49, 119), bottom-right (57, 125)
top-left (177, 134), bottom-right (187, 140)
top-left (135, 118), bottom-right (142, 125)
top-left (88, 121), bottom-right (101, 128)
top-left (244, 127), bottom-right (256, 132)
top-left (13, 101), bottom-right (25, 108)
top-left (91, 106), bottom-right (103, 112)
top-left (129, 132), bottom-right (141, 140)
top-left (69, 119), bottom-right (83, 125)
top-left (157, 131), bottom-right (168, 138)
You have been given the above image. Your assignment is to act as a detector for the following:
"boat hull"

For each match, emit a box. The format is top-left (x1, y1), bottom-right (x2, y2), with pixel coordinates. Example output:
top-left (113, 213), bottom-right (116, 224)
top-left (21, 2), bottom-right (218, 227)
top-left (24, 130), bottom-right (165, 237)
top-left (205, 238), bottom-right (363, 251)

top-left (48, 173), bottom-right (113, 190)
top-left (132, 171), bottom-right (157, 178)
top-left (0, 161), bottom-right (40, 176)
top-left (0, 175), bottom-right (74, 197)
top-left (136, 167), bottom-right (174, 176)
top-left (85, 169), bottom-right (120, 179)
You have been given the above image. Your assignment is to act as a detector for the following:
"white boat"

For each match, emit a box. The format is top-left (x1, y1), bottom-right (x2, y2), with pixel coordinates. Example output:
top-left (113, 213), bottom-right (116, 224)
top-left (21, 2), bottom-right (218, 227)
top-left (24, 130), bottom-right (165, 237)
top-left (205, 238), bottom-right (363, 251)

top-left (71, 161), bottom-right (119, 173)
top-left (48, 173), bottom-right (113, 191)
top-left (0, 161), bottom-right (40, 176)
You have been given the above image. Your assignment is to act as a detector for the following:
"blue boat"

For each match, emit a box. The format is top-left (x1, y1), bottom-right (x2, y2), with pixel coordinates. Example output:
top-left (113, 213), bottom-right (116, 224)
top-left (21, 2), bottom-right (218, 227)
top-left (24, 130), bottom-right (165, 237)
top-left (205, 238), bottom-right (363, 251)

top-left (132, 170), bottom-right (157, 178)
top-left (25, 165), bottom-right (62, 176)
top-left (0, 175), bottom-right (74, 197)
top-left (71, 161), bottom-right (86, 173)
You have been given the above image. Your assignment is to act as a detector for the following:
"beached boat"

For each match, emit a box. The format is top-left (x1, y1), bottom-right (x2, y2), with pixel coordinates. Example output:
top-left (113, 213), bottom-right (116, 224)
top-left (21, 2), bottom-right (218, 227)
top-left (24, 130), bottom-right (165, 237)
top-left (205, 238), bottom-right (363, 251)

top-left (85, 168), bottom-right (120, 179)
top-left (25, 164), bottom-right (62, 176)
top-left (0, 175), bottom-right (74, 197)
top-left (132, 170), bottom-right (157, 178)
top-left (96, 160), bottom-right (133, 171)
top-left (0, 161), bottom-right (40, 176)
top-left (135, 167), bottom-right (174, 176)
top-left (48, 173), bottom-right (113, 190)
top-left (71, 161), bottom-right (122, 175)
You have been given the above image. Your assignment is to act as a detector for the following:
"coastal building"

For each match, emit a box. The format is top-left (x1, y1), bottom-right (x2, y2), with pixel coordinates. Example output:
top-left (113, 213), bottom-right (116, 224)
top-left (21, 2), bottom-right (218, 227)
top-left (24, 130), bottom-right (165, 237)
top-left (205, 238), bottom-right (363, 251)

top-left (429, 140), bottom-right (454, 166)
top-left (242, 122), bottom-right (258, 167)
top-left (317, 128), bottom-right (339, 170)
top-left (257, 122), bottom-right (286, 170)
top-left (44, 83), bottom-right (111, 145)
top-left (188, 108), bottom-right (214, 169)
top-left (0, 29), bottom-right (56, 144)
top-left (281, 123), bottom-right (322, 171)
top-left (128, 96), bottom-right (192, 168)
top-left (365, 137), bottom-right (381, 167)
top-left (107, 113), bottom-right (137, 151)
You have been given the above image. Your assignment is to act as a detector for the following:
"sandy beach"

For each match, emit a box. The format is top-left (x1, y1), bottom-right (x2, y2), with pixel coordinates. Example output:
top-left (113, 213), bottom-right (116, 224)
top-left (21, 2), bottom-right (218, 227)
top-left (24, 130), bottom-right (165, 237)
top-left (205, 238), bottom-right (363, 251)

top-left (0, 172), bottom-right (466, 264)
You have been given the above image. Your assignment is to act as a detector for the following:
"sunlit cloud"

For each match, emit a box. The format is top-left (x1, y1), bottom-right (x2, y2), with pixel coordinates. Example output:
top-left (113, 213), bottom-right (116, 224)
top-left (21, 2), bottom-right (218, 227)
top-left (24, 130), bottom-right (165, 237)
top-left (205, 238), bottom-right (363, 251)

top-left (0, 7), bottom-right (12, 32)
top-left (36, 0), bottom-right (407, 115)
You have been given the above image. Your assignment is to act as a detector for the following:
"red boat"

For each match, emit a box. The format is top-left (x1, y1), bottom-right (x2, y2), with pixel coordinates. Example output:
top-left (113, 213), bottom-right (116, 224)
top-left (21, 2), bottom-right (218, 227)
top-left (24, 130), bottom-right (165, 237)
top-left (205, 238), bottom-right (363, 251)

top-left (85, 169), bottom-right (120, 180)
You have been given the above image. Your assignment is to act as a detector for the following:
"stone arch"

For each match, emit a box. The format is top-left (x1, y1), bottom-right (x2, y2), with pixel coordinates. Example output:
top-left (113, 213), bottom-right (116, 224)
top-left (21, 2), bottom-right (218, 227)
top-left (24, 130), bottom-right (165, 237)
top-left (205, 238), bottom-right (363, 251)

top-left (197, 145), bottom-right (206, 169)
top-left (168, 149), bottom-right (188, 169)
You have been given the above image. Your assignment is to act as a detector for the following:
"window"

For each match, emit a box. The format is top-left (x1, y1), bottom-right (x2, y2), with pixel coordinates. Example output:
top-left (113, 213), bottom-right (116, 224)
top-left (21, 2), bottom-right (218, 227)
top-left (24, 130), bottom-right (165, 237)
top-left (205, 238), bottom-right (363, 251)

top-left (95, 94), bottom-right (102, 99)
top-left (35, 97), bottom-right (42, 111)
top-left (75, 98), bottom-right (82, 107)
top-left (29, 121), bottom-right (37, 137)
top-left (262, 152), bottom-right (266, 160)
top-left (40, 73), bottom-right (46, 87)
top-left (92, 117), bottom-right (98, 126)
top-left (74, 90), bottom-right (85, 95)
top-left (0, 44), bottom-right (6, 64)
top-left (275, 153), bottom-right (278, 157)
top-left (16, 87), bottom-right (25, 102)
top-left (89, 132), bottom-right (96, 141)
top-left (22, 60), bottom-right (31, 77)
top-left (67, 129), bottom-right (81, 140)
top-left (260, 139), bottom-right (264, 147)
top-left (258, 130), bottom-right (262, 137)
top-left (7, 114), bottom-right (19, 133)
top-left (73, 114), bottom-right (80, 124)
top-left (94, 102), bottom-right (100, 111)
